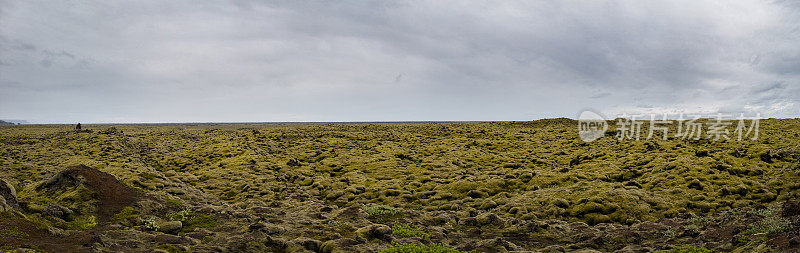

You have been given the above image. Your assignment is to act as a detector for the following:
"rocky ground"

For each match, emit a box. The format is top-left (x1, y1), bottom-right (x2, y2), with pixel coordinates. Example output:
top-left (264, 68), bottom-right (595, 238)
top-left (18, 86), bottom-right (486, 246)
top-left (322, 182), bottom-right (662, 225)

top-left (0, 120), bottom-right (799, 252)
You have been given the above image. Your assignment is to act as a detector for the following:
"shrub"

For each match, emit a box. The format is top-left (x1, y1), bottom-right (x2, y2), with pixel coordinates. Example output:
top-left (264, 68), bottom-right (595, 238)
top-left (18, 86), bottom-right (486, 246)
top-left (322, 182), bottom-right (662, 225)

top-left (380, 243), bottom-right (470, 253)
top-left (746, 207), bottom-right (791, 235)
top-left (364, 204), bottom-right (402, 220)
top-left (112, 206), bottom-right (139, 227)
top-left (65, 215), bottom-right (97, 230)
top-left (156, 244), bottom-right (188, 253)
top-left (143, 217), bottom-right (159, 231)
top-left (168, 209), bottom-right (215, 233)
top-left (138, 172), bottom-right (158, 180)
top-left (392, 224), bottom-right (429, 239)
top-left (657, 246), bottom-right (713, 253)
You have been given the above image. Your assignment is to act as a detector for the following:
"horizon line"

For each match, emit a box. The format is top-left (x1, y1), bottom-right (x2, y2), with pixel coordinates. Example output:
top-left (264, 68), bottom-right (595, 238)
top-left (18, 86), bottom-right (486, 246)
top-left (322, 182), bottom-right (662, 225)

top-left (4, 116), bottom-right (799, 125)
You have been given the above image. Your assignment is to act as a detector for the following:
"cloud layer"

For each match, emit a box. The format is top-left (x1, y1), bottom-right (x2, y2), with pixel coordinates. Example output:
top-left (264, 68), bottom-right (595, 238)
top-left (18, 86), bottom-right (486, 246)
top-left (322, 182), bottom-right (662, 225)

top-left (1, 0), bottom-right (798, 123)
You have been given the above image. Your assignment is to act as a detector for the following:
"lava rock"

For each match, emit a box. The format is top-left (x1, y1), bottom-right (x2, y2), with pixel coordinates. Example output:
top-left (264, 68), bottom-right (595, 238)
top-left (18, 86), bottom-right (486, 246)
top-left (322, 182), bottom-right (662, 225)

top-left (614, 245), bottom-right (654, 253)
top-left (540, 245), bottom-right (566, 253)
top-left (43, 203), bottom-right (73, 221)
top-left (356, 224), bottom-right (392, 240)
top-left (249, 222), bottom-right (285, 235)
top-left (475, 213), bottom-right (502, 226)
top-left (287, 237), bottom-right (321, 252)
top-left (0, 179), bottom-right (19, 210)
top-left (466, 190), bottom-right (487, 198)
top-left (781, 199), bottom-right (800, 217)
top-left (475, 237), bottom-right (520, 252)
top-left (158, 221), bottom-right (183, 235)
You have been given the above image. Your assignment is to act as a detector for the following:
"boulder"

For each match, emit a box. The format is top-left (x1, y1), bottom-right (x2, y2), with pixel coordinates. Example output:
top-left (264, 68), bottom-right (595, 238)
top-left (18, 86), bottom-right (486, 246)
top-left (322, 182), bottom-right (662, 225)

top-left (781, 199), bottom-right (800, 217)
top-left (475, 213), bottom-right (503, 226)
top-left (614, 245), bottom-right (654, 253)
top-left (249, 222), bottom-right (285, 235)
top-left (479, 200), bottom-right (498, 210)
top-left (356, 224), bottom-right (392, 240)
top-left (540, 245), bottom-right (566, 253)
top-left (158, 221), bottom-right (183, 235)
top-left (572, 249), bottom-right (603, 253)
top-left (36, 169), bottom-right (86, 193)
top-left (33, 165), bottom-right (139, 220)
top-left (321, 237), bottom-right (366, 253)
top-left (0, 179), bottom-right (19, 210)
top-left (43, 203), bottom-right (73, 221)
top-left (0, 197), bottom-right (9, 212)
top-left (475, 237), bottom-right (521, 252)
top-left (287, 237), bottom-right (321, 252)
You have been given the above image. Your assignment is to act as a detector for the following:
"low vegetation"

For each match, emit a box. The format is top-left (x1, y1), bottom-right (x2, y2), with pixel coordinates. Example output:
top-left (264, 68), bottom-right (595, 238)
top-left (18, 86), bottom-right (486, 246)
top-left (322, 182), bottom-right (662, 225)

top-left (0, 119), bottom-right (798, 251)
top-left (392, 224), bottom-right (429, 239)
top-left (381, 243), bottom-right (470, 253)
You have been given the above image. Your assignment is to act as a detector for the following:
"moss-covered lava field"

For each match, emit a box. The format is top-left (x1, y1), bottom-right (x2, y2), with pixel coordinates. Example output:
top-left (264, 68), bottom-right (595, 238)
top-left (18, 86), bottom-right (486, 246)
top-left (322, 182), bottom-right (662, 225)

top-left (1, 119), bottom-right (800, 252)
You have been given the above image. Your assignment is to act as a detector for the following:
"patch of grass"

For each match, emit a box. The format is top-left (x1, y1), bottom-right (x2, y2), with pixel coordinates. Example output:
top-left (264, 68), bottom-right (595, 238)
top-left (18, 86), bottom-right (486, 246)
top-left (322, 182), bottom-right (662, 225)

top-left (364, 204), bottom-right (402, 220)
top-left (657, 246), bottom-right (713, 253)
top-left (156, 244), bottom-right (188, 253)
top-left (143, 217), bottom-right (159, 231)
top-left (745, 207), bottom-right (791, 235)
top-left (380, 243), bottom-right (470, 253)
top-left (64, 215), bottom-right (97, 230)
top-left (0, 228), bottom-right (28, 238)
top-left (392, 224), bottom-right (429, 239)
top-left (112, 206), bottom-right (139, 227)
top-left (327, 220), bottom-right (354, 237)
top-left (138, 172), bottom-right (159, 180)
top-left (168, 209), bottom-right (215, 233)
top-left (166, 199), bottom-right (183, 208)
top-left (3, 120), bottom-right (800, 250)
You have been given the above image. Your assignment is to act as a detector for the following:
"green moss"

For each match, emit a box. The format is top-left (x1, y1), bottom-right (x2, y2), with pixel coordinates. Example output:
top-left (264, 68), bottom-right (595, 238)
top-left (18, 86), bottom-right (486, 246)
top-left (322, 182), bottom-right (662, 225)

top-left (20, 183), bottom-right (98, 216)
top-left (138, 172), bottom-right (159, 180)
top-left (2, 119), bottom-right (800, 250)
top-left (112, 206), bottom-right (139, 227)
top-left (584, 213), bottom-right (611, 225)
top-left (745, 207), bottom-right (791, 235)
top-left (168, 209), bottom-right (215, 233)
top-left (155, 244), bottom-right (188, 253)
top-left (166, 199), bottom-right (183, 208)
top-left (0, 228), bottom-right (28, 239)
top-left (380, 243), bottom-right (471, 253)
top-left (143, 217), bottom-right (159, 231)
top-left (64, 215), bottom-right (97, 230)
top-left (657, 246), bottom-right (713, 253)
top-left (392, 224), bottom-right (429, 239)
top-left (364, 204), bottom-right (402, 220)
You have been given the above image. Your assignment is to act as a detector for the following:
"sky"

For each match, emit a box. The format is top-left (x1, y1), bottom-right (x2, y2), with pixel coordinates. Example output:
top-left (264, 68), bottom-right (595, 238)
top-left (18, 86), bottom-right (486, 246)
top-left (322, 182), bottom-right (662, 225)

top-left (1, 0), bottom-right (799, 123)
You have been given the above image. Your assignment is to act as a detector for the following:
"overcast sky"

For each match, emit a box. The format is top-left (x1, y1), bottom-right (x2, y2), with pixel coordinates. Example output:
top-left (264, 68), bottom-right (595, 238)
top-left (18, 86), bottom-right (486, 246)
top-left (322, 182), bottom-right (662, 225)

top-left (1, 0), bottom-right (798, 123)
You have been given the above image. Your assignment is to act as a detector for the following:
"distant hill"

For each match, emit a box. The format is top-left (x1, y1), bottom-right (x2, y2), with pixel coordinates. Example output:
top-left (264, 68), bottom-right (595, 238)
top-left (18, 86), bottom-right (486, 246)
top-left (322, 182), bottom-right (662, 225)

top-left (0, 120), bottom-right (28, 125)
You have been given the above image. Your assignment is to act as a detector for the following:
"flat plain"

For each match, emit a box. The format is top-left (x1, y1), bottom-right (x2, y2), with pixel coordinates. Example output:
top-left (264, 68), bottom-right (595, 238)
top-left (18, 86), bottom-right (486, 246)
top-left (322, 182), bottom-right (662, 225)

top-left (0, 119), bottom-right (799, 252)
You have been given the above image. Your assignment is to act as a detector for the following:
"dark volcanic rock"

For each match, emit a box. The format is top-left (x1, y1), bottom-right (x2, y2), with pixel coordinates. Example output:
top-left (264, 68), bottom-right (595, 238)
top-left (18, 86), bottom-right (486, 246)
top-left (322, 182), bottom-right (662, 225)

top-left (474, 237), bottom-right (521, 252)
top-left (43, 203), bottom-right (73, 221)
top-left (36, 165), bottom-right (139, 220)
top-left (781, 199), bottom-right (800, 217)
top-left (288, 237), bottom-right (321, 252)
top-left (158, 221), bottom-right (183, 235)
top-left (0, 179), bottom-right (19, 210)
top-left (356, 224), bottom-right (392, 240)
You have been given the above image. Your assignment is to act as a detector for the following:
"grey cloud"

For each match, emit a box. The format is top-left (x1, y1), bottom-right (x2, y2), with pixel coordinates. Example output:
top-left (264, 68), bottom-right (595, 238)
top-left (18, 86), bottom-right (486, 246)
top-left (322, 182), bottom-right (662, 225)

top-left (11, 41), bottom-right (36, 51)
top-left (590, 92), bottom-right (612, 99)
top-left (1, 0), bottom-right (799, 123)
top-left (762, 55), bottom-right (800, 75)
top-left (752, 82), bottom-right (787, 94)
